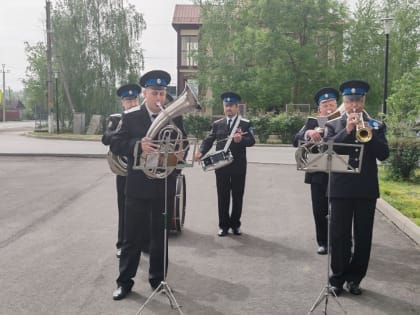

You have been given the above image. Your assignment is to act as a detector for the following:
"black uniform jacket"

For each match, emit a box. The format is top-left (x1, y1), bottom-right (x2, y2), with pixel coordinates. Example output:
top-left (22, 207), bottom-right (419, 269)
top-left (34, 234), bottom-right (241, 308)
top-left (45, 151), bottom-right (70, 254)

top-left (293, 117), bottom-right (328, 185)
top-left (109, 105), bottom-right (186, 199)
top-left (324, 113), bottom-right (389, 199)
top-left (101, 114), bottom-right (122, 145)
top-left (200, 116), bottom-right (256, 174)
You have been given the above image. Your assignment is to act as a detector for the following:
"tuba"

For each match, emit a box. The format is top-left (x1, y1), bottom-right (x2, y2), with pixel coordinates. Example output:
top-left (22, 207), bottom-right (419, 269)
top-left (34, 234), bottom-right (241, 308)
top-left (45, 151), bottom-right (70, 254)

top-left (295, 103), bottom-right (345, 170)
top-left (107, 151), bottom-right (127, 176)
top-left (105, 113), bottom-right (128, 176)
top-left (133, 84), bottom-right (201, 178)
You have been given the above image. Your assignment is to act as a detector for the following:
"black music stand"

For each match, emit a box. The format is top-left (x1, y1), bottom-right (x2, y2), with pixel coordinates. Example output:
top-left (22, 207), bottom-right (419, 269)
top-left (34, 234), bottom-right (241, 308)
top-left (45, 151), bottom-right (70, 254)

top-left (134, 134), bottom-right (197, 315)
top-left (296, 140), bottom-right (363, 315)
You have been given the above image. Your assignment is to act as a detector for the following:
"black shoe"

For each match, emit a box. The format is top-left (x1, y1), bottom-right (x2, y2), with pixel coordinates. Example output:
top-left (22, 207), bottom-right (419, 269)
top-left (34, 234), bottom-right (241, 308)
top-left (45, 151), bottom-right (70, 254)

top-left (232, 227), bottom-right (242, 235)
top-left (116, 248), bottom-right (122, 258)
top-left (218, 229), bottom-right (228, 237)
top-left (112, 284), bottom-right (133, 300)
top-left (317, 246), bottom-right (327, 255)
top-left (328, 286), bottom-right (343, 297)
top-left (346, 282), bottom-right (362, 295)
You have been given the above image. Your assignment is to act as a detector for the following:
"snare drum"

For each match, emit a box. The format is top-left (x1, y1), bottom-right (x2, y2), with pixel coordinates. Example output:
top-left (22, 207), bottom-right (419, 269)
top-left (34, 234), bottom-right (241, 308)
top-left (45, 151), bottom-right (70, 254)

top-left (201, 150), bottom-right (234, 172)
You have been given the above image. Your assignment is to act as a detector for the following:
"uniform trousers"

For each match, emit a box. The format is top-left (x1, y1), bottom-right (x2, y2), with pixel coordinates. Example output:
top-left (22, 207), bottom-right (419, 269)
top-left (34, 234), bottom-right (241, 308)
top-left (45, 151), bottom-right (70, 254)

top-left (115, 175), bottom-right (126, 249)
top-left (310, 182), bottom-right (328, 247)
top-left (329, 198), bottom-right (376, 287)
top-left (117, 196), bottom-right (168, 289)
top-left (215, 172), bottom-right (246, 230)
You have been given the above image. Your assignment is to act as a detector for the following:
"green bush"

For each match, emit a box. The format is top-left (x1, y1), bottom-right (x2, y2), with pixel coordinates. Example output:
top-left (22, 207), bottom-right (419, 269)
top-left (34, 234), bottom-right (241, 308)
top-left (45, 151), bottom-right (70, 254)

top-left (386, 138), bottom-right (420, 181)
top-left (251, 113), bottom-right (273, 143)
top-left (183, 113), bottom-right (212, 140)
top-left (269, 113), bottom-right (306, 143)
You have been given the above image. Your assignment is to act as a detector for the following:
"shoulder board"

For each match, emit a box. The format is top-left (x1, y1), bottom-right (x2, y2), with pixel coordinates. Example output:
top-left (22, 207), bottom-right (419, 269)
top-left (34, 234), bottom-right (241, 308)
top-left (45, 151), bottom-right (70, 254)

top-left (307, 116), bottom-right (317, 120)
top-left (214, 117), bottom-right (225, 123)
top-left (109, 113), bottom-right (122, 118)
top-left (328, 116), bottom-right (342, 123)
top-left (368, 118), bottom-right (382, 129)
top-left (240, 117), bottom-right (250, 123)
top-left (124, 105), bottom-right (141, 114)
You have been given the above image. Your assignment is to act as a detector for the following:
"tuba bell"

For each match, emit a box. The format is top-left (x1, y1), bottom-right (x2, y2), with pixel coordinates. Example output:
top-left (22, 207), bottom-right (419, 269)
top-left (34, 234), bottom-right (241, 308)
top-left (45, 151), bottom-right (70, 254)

top-left (107, 151), bottom-right (128, 176)
top-left (105, 113), bottom-right (128, 176)
top-left (133, 84), bottom-right (201, 178)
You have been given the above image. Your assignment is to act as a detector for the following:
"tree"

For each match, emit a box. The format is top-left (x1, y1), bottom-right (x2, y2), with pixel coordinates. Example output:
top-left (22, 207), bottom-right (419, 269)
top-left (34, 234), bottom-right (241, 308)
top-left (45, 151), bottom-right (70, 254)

top-left (22, 42), bottom-right (48, 118)
top-left (341, 0), bottom-right (420, 118)
top-left (52, 0), bottom-right (146, 121)
top-left (23, 0), bottom-right (146, 128)
top-left (386, 67), bottom-right (420, 137)
top-left (196, 0), bottom-right (347, 113)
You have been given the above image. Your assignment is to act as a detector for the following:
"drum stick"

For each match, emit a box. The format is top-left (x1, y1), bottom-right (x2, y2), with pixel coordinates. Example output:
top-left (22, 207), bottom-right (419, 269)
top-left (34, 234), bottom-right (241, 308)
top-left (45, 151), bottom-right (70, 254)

top-left (228, 131), bottom-right (248, 139)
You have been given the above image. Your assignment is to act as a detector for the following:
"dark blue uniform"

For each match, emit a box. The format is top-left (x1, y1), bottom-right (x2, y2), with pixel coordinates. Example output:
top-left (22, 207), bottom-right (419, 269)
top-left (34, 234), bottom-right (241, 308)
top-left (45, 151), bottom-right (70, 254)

top-left (325, 111), bottom-right (389, 290)
top-left (293, 117), bottom-right (329, 249)
top-left (199, 116), bottom-right (255, 231)
top-left (102, 114), bottom-right (126, 252)
top-left (110, 104), bottom-right (187, 291)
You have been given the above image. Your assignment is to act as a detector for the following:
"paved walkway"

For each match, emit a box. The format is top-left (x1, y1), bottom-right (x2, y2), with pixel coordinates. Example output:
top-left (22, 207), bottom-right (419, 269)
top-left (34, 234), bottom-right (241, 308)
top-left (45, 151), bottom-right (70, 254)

top-left (0, 121), bottom-right (419, 315)
top-left (1, 121), bottom-right (419, 246)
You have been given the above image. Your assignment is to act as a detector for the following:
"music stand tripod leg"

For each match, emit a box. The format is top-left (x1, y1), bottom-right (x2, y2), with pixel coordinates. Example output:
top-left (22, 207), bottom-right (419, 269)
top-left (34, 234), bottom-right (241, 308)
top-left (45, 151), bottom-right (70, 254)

top-left (136, 281), bottom-right (184, 315)
top-left (306, 141), bottom-right (349, 315)
top-left (135, 141), bottom-right (184, 315)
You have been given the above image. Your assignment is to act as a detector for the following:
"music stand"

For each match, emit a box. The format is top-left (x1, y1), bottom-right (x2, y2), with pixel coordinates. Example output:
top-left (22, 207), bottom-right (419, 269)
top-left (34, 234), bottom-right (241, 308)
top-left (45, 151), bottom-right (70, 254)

top-left (134, 134), bottom-right (197, 315)
top-left (296, 140), bottom-right (364, 315)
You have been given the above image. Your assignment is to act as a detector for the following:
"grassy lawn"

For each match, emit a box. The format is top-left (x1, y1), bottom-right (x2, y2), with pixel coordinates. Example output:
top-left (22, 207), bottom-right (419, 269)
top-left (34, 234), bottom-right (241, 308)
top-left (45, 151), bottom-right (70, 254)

top-left (379, 167), bottom-right (420, 227)
top-left (30, 131), bottom-right (102, 141)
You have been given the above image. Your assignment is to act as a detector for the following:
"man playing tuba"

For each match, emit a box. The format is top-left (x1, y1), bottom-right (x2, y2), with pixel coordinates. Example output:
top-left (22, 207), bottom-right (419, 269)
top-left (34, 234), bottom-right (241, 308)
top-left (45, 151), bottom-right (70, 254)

top-left (102, 83), bottom-right (142, 259)
top-left (110, 70), bottom-right (188, 300)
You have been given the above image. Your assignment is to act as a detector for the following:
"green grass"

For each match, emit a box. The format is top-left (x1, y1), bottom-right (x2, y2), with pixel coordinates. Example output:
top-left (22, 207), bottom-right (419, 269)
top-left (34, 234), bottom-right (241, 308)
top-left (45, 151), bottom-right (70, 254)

top-left (379, 167), bottom-right (420, 227)
top-left (29, 131), bottom-right (102, 141)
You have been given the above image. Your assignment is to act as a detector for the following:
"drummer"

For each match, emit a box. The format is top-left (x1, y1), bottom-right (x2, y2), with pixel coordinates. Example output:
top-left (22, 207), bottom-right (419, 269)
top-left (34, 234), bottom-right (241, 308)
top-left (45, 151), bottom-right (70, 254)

top-left (195, 92), bottom-right (255, 236)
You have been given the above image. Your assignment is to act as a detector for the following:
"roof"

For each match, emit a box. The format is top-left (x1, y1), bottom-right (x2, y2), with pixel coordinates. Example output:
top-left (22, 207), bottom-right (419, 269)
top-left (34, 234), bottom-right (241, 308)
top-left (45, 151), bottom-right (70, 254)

top-left (172, 4), bottom-right (201, 27)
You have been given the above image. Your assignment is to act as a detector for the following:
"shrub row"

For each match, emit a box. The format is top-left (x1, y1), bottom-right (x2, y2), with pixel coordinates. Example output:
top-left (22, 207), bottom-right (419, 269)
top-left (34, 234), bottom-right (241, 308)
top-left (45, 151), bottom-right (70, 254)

top-left (183, 112), bottom-right (306, 144)
top-left (386, 137), bottom-right (419, 182)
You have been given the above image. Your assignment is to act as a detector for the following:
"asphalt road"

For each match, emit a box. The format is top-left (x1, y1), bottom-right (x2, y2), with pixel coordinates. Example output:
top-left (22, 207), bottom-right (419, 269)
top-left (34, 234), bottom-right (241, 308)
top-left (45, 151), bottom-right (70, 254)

top-left (0, 123), bottom-right (419, 315)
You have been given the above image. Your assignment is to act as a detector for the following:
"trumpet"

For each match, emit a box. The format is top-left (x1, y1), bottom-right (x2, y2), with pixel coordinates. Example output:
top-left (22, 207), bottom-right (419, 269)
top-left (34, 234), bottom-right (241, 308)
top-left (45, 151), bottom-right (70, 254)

top-left (353, 110), bottom-right (372, 143)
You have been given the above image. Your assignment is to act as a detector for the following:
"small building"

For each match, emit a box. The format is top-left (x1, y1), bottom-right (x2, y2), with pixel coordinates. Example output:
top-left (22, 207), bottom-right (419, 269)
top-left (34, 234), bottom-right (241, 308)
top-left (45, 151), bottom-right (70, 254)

top-left (1, 99), bottom-right (26, 121)
top-left (172, 4), bottom-right (201, 96)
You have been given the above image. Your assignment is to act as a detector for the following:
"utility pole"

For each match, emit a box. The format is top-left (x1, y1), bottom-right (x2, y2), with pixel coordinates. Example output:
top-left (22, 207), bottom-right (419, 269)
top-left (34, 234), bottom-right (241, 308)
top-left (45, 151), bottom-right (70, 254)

top-left (1, 64), bottom-right (6, 122)
top-left (54, 72), bottom-right (60, 133)
top-left (46, 0), bottom-right (54, 133)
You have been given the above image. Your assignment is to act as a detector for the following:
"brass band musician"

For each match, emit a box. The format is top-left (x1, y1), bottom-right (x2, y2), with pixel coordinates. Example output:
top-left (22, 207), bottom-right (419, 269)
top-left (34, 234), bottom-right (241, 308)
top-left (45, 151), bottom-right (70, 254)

top-left (324, 80), bottom-right (389, 296)
top-left (293, 87), bottom-right (339, 255)
top-left (195, 92), bottom-right (255, 237)
top-left (101, 83), bottom-right (141, 258)
top-left (110, 70), bottom-right (187, 300)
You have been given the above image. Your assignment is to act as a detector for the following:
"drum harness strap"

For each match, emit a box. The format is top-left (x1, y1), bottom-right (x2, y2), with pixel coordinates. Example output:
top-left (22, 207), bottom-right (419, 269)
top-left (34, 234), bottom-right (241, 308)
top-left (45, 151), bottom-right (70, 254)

top-left (223, 115), bottom-right (242, 153)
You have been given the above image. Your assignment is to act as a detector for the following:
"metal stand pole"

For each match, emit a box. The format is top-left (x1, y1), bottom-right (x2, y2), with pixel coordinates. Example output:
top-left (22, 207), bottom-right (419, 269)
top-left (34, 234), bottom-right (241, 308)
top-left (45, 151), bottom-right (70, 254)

top-left (136, 134), bottom-right (184, 315)
top-left (307, 140), bottom-right (347, 315)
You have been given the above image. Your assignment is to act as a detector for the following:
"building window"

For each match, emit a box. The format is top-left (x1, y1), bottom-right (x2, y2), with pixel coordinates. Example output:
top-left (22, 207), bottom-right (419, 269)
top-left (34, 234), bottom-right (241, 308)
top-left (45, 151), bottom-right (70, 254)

top-left (181, 35), bottom-right (198, 67)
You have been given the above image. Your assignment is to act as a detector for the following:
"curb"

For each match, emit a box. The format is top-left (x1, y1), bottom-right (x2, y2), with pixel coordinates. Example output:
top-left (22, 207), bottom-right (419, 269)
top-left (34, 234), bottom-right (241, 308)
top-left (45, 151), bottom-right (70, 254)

top-left (376, 198), bottom-right (420, 246)
top-left (0, 153), bottom-right (105, 158)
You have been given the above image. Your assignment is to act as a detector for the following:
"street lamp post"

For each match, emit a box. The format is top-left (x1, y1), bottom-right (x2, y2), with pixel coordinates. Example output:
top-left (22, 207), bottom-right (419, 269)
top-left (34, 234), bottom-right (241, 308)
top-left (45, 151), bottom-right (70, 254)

top-left (54, 72), bottom-right (60, 133)
top-left (2, 64), bottom-right (5, 123)
top-left (382, 17), bottom-right (393, 117)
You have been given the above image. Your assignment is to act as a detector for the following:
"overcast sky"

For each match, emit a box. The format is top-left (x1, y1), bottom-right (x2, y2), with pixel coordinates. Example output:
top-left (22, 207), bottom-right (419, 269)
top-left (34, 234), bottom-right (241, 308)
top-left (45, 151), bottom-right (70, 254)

top-left (1, 0), bottom-right (357, 93)
top-left (0, 0), bottom-right (193, 92)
